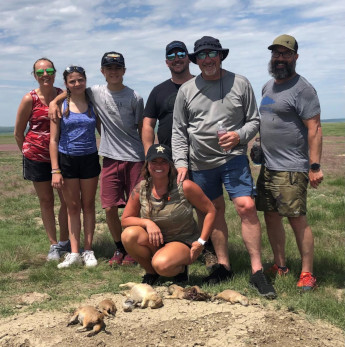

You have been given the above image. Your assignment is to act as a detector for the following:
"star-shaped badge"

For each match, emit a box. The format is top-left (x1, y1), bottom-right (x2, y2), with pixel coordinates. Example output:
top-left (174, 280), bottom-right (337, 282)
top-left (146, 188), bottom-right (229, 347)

top-left (156, 145), bottom-right (165, 153)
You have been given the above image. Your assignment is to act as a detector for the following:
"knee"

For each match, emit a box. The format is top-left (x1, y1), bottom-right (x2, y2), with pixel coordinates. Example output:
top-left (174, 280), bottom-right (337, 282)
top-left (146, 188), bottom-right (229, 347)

top-left (152, 256), bottom-right (170, 276)
top-left (121, 226), bottom-right (143, 245)
top-left (67, 202), bottom-right (81, 216)
top-left (236, 199), bottom-right (258, 219)
top-left (82, 200), bottom-right (95, 215)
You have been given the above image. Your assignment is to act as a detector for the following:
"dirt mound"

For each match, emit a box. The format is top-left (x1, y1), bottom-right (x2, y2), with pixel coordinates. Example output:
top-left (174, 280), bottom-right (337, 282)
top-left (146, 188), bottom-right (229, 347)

top-left (0, 288), bottom-right (343, 347)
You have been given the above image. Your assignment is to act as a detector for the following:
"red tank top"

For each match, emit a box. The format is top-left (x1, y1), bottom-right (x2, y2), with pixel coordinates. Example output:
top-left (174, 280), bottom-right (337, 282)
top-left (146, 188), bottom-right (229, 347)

top-left (22, 88), bottom-right (62, 162)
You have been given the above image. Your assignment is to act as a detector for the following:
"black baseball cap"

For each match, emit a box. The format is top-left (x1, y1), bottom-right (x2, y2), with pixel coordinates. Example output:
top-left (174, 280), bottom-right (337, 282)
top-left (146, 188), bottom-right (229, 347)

top-left (146, 144), bottom-right (173, 163)
top-left (101, 52), bottom-right (125, 67)
top-left (166, 41), bottom-right (188, 55)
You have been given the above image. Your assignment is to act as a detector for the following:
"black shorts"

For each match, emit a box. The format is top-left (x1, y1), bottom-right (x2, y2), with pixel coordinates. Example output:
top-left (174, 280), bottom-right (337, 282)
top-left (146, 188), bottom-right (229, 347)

top-left (59, 152), bottom-right (101, 179)
top-left (23, 156), bottom-right (52, 182)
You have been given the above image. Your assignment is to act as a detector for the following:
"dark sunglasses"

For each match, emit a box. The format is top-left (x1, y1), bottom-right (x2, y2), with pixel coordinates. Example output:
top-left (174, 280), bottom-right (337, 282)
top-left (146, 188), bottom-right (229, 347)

top-left (196, 50), bottom-right (219, 60)
top-left (166, 51), bottom-right (187, 61)
top-left (65, 66), bottom-right (85, 74)
top-left (35, 68), bottom-right (55, 77)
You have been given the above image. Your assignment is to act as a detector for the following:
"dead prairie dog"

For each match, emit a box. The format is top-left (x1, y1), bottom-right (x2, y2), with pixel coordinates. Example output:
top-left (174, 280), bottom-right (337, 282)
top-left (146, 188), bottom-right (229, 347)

top-left (214, 290), bottom-right (249, 306)
top-left (119, 282), bottom-right (163, 309)
top-left (167, 284), bottom-right (210, 301)
top-left (67, 305), bottom-right (105, 337)
top-left (98, 299), bottom-right (117, 316)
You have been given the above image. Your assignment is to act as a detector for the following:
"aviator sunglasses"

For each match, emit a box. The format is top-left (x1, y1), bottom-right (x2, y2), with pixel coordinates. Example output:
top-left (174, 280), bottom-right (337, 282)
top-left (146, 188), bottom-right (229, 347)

top-left (65, 66), bottom-right (85, 74)
top-left (35, 68), bottom-right (55, 77)
top-left (196, 50), bottom-right (219, 60)
top-left (166, 51), bottom-right (187, 61)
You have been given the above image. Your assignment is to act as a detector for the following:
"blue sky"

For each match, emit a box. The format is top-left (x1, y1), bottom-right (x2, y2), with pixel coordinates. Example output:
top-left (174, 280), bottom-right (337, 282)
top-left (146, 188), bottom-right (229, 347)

top-left (1, 0), bottom-right (344, 126)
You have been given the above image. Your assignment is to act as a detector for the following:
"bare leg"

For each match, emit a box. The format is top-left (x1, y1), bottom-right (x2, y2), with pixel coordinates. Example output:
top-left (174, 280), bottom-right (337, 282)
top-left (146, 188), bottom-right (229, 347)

top-left (121, 226), bottom-right (158, 274)
top-left (288, 215), bottom-right (314, 273)
top-left (62, 178), bottom-right (81, 253)
top-left (209, 195), bottom-right (230, 270)
top-left (264, 211), bottom-right (286, 267)
top-left (33, 181), bottom-right (57, 244)
top-left (233, 196), bottom-right (262, 273)
top-left (152, 242), bottom-right (191, 277)
top-left (105, 206), bottom-right (122, 242)
top-left (80, 177), bottom-right (98, 250)
top-left (57, 189), bottom-right (69, 241)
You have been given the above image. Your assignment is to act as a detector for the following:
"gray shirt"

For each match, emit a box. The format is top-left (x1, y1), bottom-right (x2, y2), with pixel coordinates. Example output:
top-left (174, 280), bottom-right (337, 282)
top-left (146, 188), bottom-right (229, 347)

top-left (87, 85), bottom-right (144, 162)
top-left (172, 70), bottom-right (259, 171)
top-left (259, 74), bottom-right (320, 172)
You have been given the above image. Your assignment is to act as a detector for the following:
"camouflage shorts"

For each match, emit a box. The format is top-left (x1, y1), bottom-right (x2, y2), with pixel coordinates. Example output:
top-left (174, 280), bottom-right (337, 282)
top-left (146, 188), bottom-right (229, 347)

top-left (255, 166), bottom-right (308, 217)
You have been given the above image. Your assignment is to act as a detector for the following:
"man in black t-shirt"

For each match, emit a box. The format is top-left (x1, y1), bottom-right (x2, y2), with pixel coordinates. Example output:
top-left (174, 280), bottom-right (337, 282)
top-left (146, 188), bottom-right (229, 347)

top-left (142, 41), bottom-right (193, 152)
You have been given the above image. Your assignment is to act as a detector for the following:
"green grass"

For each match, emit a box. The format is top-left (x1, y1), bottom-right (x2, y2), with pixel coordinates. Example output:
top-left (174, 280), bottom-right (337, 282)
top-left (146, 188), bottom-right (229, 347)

top-left (321, 122), bottom-right (345, 136)
top-left (0, 132), bottom-right (344, 330)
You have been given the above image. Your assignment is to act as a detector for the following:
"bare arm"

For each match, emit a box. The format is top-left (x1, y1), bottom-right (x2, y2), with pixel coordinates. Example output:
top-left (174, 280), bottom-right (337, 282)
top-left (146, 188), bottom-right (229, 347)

top-left (142, 117), bottom-right (157, 154)
top-left (48, 91), bottom-right (67, 120)
top-left (14, 94), bottom-right (33, 151)
top-left (303, 114), bottom-right (323, 188)
top-left (182, 180), bottom-right (216, 263)
top-left (49, 107), bottom-right (63, 188)
top-left (121, 183), bottom-right (164, 247)
top-left (96, 116), bottom-right (101, 136)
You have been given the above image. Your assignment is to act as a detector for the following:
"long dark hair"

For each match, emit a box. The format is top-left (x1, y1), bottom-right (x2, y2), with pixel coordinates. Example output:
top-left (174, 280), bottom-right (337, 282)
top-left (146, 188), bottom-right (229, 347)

top-left (141, 160), bottom-right (177, 216)
top-left (62, 67), bottom-right (92, 118)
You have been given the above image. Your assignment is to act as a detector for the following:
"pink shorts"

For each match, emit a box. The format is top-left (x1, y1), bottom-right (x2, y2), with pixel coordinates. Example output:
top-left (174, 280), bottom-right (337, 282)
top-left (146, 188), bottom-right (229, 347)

top-left (100, 158), bottom-right (143, 209)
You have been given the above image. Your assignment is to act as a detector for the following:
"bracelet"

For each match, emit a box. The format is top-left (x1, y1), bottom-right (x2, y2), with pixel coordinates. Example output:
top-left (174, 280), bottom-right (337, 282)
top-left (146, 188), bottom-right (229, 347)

top-left (51, 169), bottom-right (61, 174)
top-left (197, 237), bottom-right (207, 246)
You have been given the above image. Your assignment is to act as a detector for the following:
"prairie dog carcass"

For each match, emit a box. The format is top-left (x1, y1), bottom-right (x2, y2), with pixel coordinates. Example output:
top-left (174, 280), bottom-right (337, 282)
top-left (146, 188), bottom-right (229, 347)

top-left (98, 299), bottom-right (117, 316)
top-left (119, 282), bottom-right (163, 309)
top-left (214, 290), bottom-right (249, 306)
top-left (167, 284), bottom-right (211, 301)
top-left (67, 305), bottom-right (106, 337)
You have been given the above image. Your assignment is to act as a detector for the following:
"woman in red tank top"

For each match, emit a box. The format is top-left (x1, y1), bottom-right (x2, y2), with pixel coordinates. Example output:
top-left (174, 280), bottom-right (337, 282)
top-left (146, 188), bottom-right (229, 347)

top-left (14, 58), bottom-right (69, 262)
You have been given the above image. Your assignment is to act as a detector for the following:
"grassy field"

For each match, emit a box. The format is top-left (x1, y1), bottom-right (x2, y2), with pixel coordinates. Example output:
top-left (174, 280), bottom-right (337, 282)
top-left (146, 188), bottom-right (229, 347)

top-left (0, 123), bottom-right (344, 329)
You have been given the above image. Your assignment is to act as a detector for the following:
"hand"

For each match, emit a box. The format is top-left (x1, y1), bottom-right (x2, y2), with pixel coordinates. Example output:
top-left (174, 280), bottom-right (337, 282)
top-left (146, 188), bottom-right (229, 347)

top-left (309, 169), bottom-right (323, 188)
top-left (190, 241), bottom-right (204, 264)
top-left (48, 101), bottom-right (62, 120)
top-left (146, 221), bottom-right (164, 247)
top-left (218, 131), bottom-right (240, 151)
top-left (51, 174), bottom-right (64, 189)
top-left (177, 167), bottom-right (188, 184)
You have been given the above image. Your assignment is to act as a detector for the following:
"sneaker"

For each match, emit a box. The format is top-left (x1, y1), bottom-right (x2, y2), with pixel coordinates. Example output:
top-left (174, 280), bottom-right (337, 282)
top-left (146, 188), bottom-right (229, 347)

top-left (202, 264), bottom-right (234, 285)
top-left (58, 240), bottom-right (71, 256)
top-left (250, 269), bottom-right (277, 299)
top-left (109, 250), bottom-right (124, 266)
top-left (57, 253), bottom-right (83, 269)
top-left (297, 272), bottom-right (317, 291)
top-left (173, 266), bottom-right (189, 283)
top-left (122, 254), bottom-right (137, 266)
top-left (203, 249), bottom-right (218, 271)
top-left (82, 250), bottom-right (98, 267)
top-left (142, 273), bottom-right (160, 285)
top-left (47, 244), bottom-right (61, 261)
top-left (266, 264), bottom-right (290, 276)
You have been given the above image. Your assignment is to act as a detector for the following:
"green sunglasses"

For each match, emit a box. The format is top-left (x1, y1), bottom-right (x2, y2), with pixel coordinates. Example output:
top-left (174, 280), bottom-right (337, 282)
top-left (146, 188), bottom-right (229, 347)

top-left (196, 50), bottom-right (219, 60)
top-left (35, 68), bottom-right (55, 77)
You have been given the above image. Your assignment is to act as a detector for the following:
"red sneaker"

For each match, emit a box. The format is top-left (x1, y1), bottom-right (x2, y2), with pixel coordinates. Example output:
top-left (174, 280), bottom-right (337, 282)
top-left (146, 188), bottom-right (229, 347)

top-left (122, 254), bottom-right (137, 266)
top-left (109, 250), bottom-right (124, 266)
top-left (266, 264), bottom-right (290, 276)
top-left (297, 272), bottom-right (317, 291)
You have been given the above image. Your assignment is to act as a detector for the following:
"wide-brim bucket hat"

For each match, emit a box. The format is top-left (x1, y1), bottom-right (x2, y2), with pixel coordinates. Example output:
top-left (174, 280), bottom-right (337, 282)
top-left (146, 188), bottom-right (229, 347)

top-left (188, 36), bottom-right (229, 64)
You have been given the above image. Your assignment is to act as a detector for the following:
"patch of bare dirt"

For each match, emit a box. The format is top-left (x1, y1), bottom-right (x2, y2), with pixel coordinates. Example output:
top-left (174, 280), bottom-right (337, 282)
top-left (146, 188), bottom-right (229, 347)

top-left (0, 288), bottom-right (343, 347)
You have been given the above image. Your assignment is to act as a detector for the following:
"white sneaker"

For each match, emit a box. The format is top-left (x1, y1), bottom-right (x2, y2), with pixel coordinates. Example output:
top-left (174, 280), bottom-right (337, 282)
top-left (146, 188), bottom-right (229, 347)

top-left (57, 253), bottom-right (83, 269)
top-left (47, 244), bottom-right (61, 261)
top-left (82, 250), bottom-right (98, 267)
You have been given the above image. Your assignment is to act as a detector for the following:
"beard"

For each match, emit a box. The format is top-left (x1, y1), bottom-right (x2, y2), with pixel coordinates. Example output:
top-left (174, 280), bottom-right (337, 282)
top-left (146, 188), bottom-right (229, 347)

top-left (269, 59), bottom-right (296, 80)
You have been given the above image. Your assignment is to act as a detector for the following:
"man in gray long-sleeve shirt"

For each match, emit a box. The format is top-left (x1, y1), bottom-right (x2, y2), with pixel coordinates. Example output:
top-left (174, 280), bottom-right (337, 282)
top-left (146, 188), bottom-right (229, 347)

top-left (172, 36), bottom-right (276, 298)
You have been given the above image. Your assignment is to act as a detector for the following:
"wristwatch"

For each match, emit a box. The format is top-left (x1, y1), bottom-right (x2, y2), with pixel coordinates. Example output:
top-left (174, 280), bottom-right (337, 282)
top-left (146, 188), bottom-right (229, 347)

top-left (197, 238), bottom-right (207, 246)
top-left (310, 163), bottom-right (321, 171)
